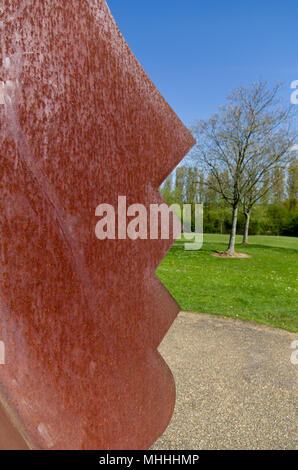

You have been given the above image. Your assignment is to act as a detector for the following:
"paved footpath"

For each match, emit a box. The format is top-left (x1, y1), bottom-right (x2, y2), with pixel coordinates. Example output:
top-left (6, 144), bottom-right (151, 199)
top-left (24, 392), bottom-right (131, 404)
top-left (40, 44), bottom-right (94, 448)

top-left (153, 312), bottom-right (298, 450)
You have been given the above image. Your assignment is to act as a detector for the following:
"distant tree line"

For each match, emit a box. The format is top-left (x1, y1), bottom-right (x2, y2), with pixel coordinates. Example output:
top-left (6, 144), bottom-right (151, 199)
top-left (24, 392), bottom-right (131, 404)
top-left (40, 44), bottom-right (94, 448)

top-left (161, 157), bottom-right (298, 238)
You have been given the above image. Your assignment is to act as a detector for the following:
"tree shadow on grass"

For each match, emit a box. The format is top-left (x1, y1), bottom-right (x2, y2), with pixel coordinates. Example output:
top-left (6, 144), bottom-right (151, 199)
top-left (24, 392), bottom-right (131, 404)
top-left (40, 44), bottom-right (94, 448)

top-left (235, 243), bottom-right (298, 254)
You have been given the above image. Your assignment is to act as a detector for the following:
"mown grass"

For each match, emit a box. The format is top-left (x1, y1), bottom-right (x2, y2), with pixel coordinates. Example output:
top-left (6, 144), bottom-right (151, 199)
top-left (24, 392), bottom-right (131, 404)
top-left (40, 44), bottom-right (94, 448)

top-left (157, 234), bottom-right (298, 332)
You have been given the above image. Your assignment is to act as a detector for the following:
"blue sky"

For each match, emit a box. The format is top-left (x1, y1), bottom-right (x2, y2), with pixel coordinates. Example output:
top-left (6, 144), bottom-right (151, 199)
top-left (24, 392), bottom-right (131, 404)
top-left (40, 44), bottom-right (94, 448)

top-left (107, 0), bottom-right (298, 127)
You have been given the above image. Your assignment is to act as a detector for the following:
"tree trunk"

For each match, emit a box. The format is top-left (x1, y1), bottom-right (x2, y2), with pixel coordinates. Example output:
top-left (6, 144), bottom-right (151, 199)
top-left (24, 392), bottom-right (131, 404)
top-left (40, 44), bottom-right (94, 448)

top-left (242, 210), bottom-right (251, 244)
top-left (227, 205), bottom-right (238, 254)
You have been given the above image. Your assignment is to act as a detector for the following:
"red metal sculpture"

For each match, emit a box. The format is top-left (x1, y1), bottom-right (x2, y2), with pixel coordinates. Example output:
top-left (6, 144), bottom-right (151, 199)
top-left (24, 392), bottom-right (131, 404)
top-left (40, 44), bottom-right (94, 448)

top-left (0, 0), bottom-right (194, 449)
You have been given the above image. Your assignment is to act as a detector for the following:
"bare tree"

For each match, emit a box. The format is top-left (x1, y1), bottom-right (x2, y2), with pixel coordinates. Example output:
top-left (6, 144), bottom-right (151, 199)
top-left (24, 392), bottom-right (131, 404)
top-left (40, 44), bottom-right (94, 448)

top-left (241, 179), bottom-right (267, 245)
top-left (241, 170), bottom-right (280, 244)
top-left (241, 151), bottom-right (298, 244)
top-left (191, 81), bottom-right (297, 254)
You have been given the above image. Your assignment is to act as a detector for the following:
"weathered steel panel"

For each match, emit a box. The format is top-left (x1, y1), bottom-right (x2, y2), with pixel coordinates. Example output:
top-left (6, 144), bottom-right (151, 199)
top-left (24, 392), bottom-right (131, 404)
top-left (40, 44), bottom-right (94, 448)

top-left (0, 0), bottom-right (194, 449)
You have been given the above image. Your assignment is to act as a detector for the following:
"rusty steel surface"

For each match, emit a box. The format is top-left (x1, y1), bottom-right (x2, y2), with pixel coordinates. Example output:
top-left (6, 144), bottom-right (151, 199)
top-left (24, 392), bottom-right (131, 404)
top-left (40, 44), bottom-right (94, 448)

top-left (0, 0), bottom-right (195, 450)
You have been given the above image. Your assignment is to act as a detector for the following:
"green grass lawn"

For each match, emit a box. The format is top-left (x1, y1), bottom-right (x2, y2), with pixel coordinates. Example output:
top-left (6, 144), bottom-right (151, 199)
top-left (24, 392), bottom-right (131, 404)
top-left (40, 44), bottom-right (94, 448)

top-left (157, 234), bottom-right (298, 332)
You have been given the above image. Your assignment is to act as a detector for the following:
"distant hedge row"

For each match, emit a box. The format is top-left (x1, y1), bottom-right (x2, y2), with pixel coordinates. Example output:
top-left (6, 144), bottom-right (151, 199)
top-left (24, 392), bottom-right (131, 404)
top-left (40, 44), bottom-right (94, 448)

top-left (201, 204), bottom-right (298, 237)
